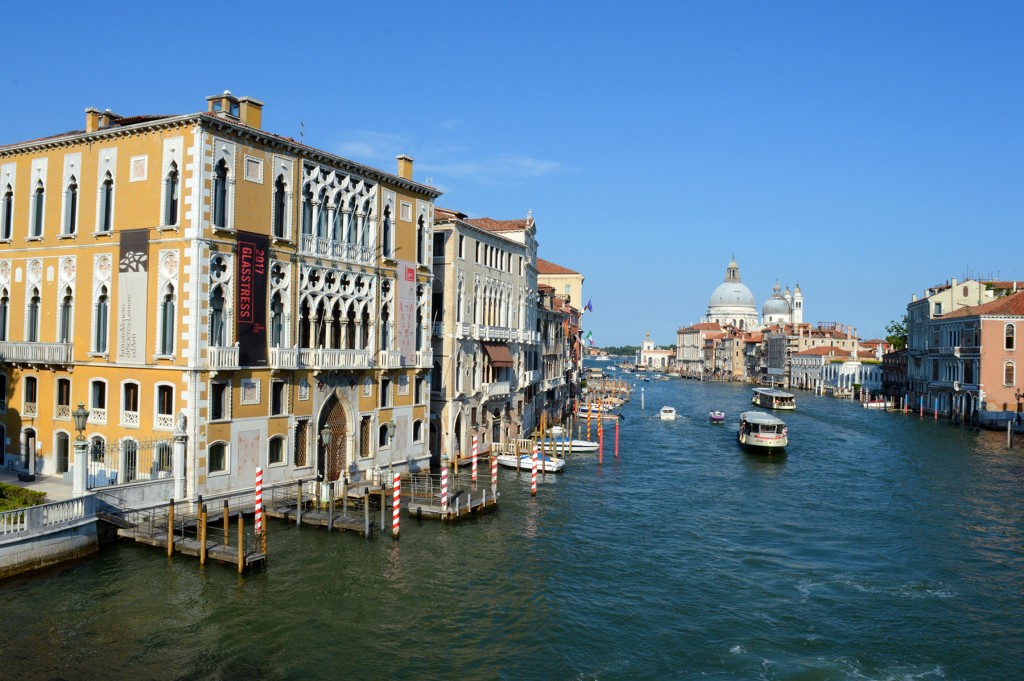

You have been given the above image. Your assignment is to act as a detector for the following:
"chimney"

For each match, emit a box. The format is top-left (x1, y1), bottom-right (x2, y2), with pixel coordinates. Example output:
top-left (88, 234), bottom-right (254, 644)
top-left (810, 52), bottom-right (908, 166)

top-left (85, 108), bottom-right (100, 133)
top-left (238, 96), bottom-right (264, 129)
top-left (396, 154), bottom-right (414, 180)
top-left (98, 109), bottom-right (115, 128)
top-left (206, 90), bottom-right (240, 120)
top-left (951, 278), bottom-right (958, 288)
top-left (912, 294), bottom-right (918, 302)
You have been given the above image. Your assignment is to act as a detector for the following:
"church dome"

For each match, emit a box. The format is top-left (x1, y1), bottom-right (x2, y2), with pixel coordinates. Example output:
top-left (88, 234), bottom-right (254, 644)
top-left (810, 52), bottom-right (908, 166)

top-left (762, 280), bottom-right (792, 317)
top-left (710, 281), bottom-right (756, 309)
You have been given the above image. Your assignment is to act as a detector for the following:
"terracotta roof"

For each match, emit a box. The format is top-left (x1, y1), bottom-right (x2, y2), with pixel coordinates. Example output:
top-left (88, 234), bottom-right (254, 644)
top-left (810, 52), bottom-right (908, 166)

top-left (943, 290), bottom-right (1024, 319)
top-left (744, 332), bottom-right (763, 342)
top-left (862, 339), bottom-right (886, 345)
top-left (434, 207), bottom-right (467, 222)
top-left (796, 347), bottom-right (838, 356)
top-left (538, 283), bottom-right (555, 292)
top-left (536, 258), bottom-right (579, 275)
top-left (466, 217), bottom-right (530, 233)
top-left (680, 322), bottom-right (722, 333)
top-left (985, 281), bottom-right (1024, 291)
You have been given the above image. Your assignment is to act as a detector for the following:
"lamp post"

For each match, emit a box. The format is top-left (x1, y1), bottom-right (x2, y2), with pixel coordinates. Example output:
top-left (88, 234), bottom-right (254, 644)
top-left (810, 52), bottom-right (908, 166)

top-left (319, 425), bottom-right (331, 501)
top-left (386, 420), bottom-right (396, 476)
top-left (72, 402), bottom-right (89, 496)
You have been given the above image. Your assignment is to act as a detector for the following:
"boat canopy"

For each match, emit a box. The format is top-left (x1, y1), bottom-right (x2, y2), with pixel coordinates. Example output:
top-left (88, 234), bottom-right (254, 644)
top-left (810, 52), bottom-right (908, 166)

top-left (740, 411), bottom-right (786, 427)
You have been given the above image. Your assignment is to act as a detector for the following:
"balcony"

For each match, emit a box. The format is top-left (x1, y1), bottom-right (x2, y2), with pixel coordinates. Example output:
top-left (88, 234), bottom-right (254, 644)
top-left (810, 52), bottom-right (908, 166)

top-left (456, 322), bottom-right (471, 338)
top-left (122, 411), bottom-right (140, 428)
top-left (0, 341), bottom-right (73, 365)
top-left (269, 347), bottom-right (299, 369)
top-left (485, 381), bottom-right (510, 400)
top-left (432, 321), bottom-right (444, 337)
top-left (155, 413), bottom-right (174, 430)
top-left (300, 234), bottom-right (374, 266)
top-left (24, 401), bottom-right (38, 418)
top-left (478, 325), bottom-right (513, 341)
top-left (56, 404), bottom-right (70, 420)
top-left (543, 376), bottom-right (566, 392)
top-left (300, 348), bottom-right (374, 370)
top-left (206, 345), bottom-right (239, 370)
top-left (415, 350), bottom-right (432, 368)
top-left (523, 369), bottom-right (541, 384)
top-left (937, 346), bottom-right (961, 357)
top-left (89, 407), bottom-right (107, 425)
top-left (378, 350), bottom-right (402, 369)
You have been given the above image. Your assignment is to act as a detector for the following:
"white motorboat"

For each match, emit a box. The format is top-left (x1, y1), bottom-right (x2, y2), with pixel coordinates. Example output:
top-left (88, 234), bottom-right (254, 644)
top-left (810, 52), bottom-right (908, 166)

top-left (540, 426), bottom-right (599, 453)
top-left (709, 410), bottom-right (726, 423)
top-left (751, 387), bottom-right (797, 410)
top-left (737, 411), bottom-right (788, 452)
top-left (495, 452), bottom-right (566, 472)
top-left (660, 406), bottom-right (677, 420)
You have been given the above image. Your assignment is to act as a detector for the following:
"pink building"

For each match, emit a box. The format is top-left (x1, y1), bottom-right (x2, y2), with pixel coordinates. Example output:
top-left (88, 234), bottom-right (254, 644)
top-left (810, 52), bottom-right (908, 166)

top-left (933, 290), bottom-right (1024, 425)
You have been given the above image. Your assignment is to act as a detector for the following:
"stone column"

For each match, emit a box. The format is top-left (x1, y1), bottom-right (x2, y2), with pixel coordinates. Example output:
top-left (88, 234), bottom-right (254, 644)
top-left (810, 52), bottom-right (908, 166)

top-left (173, 411), bottom-right (188, 500)
top-left (73, 438), bottom-right (89, 497)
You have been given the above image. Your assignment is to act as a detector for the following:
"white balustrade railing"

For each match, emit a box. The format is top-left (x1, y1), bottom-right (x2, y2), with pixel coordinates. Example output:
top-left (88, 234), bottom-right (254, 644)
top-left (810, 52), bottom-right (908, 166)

top-left (298, 348), bottom-right (374, 369)
top-left (269, 346), bottom-right (299, 369)
top-left (122, 411), bottom-right (140, 428)
top-left (207, 345), bottom-right (239, 369)
top-left (300, 234), bottom-right (375, 266)
top-left (0, 341), bottom-right (73, 363)
top-left (415, 350), bottom-right (432, 368)
top-left (155, 414), bottom-right (174, 430)
top-left (486, 381), bottom-right (511, 399)
top-left (0, 496), bottom-right (95, 542)
top-left (24, 402), bottom-right (38, 417)
top-left (56, 405), bottom-right (70, 420)
top-left (379, 350), bottom-right (402, 369)
top-left (89, 408), bottom-right (107, 424)
top-left (457, 323), bottom-right (471, 338)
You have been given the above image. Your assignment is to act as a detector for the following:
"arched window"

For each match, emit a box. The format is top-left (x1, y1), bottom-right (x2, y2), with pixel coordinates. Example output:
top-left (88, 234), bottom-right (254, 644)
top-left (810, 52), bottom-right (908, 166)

top-left (31, 180), bottom-right (45, 237)
top-left (24, 376), bottom-right (38, 415)
top-left (416, 215), bottom-right (425, 264)
top-left (122, 381), bottom-right (140, 428)
top-left (270, 292), bottom-right (284, 347)
top-left (90, 435), bottom-right (106, 463)
top-left (301, 184), bottom-right (313, 236)
top-left (63, 175), bottom-right (78, 235)
top-left (413, 420), bottom-right (423, 443)
top-left (380, 304), bottom-right (391, 351)
top-left (209, 441), bottom-right (228, 473)
top-left (382, 205), bottom-right (392, 258)
top-left (164, 162), bottom-right (179, 226)
top-left (212, 160), bottom-right (228, 228)
top-left (98, 171), bottom-right (114, 233)
top-left (159, 285), bottom-right (176, 355)
top-left (94, 285), bottom-right (109, 353)
top-left (156, 384), bottom-right (174, 430)
top-left (316, 189), bottom-right (328, 238)
top-left (273, 175), bottom-right (287, 239)
top-left (1006, 324), bottom-right (1015, 351)
top-left (210, 285), bottom-right (226, 346)
top-left (0, 184), bottom-right (12, 240)
top-left (378, 424), bottom-right (389, 447)
top-left (1005, 362), bottom-right (1016, 387)
top-left (58, 287), bottom-right (73, 343)
top-left (90, 379), bottom-right (107, 423)
top-left (269, 435), bottom-right (285, 465)
top-left (0, 287), bottom-right (9, 342)
top-left (27, 288), bottom-right (41, 342)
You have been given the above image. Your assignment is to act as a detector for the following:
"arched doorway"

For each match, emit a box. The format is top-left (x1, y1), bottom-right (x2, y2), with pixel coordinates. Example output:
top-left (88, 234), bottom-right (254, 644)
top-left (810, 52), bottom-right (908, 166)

top-left (56, 432), bottom-right (70, 474)
top-left (453, 413), bottom-right (463, 462)
top-left (429, 416), bottom-right (441, 466)
top-left (22, 428), bottom-right (36, 472)
top-left (318, 394), bottom-right (349, 482)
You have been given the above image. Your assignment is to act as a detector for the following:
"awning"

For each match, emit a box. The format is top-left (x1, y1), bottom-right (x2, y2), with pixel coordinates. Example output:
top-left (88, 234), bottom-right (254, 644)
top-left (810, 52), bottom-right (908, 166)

top-left (482, 341), bottom-right (514, 368)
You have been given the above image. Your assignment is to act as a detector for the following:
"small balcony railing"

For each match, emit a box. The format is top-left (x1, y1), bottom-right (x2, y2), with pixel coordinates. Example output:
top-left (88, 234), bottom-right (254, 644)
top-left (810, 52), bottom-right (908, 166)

top-left (415, 350), bottom-right (432, 368)
top-left (300, 235), bottom-right (374, 266)
top-left (432, 321), bottom-right (444, 337)
top-left (155, 414), bottom-right (174, 430)
top-left (269, 346), bottom-right (299, 369)
top-left (378, 350), bottom-right (402, 369)
top-left (456, 323), bottom-right (471, 338)
top-left (0, 341), bottom-right (73, 364)
top-left (207, 345), bottom-right (239, 370)
top-left (298, 348), bottom-right (374, 370)
top-left (24, 402), bottom-right (38, 417)
top-left (55, 404), bottom-right (70, 420)
top-left (122, 411), bottom-right (140, 428)
top-left (485, 381), bottom-right (510, 399)
top-left (89, 408), bottom-right (107, 424)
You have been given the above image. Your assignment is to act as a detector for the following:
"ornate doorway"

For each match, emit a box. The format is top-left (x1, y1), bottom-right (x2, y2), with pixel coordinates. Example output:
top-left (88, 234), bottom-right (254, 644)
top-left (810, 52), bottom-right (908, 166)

top-left (319, 395), bottom-right (348, 482)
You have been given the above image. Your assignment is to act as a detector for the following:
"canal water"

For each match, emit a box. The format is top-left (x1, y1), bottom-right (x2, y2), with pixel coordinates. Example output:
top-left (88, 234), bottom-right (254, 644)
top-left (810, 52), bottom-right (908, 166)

top-left (3, 372), bottom-right (1023, 680)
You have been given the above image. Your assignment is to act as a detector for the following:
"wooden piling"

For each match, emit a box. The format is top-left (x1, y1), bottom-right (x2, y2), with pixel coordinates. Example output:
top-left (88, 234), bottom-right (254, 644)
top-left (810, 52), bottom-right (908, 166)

top-left (166, 499), bottom-right (174, 557)
top-left (327, 481), bottom-right (335, 533)
top-left (363, 490), bottom-right (370, 536)
top-left (237, 515), bottom-right (244, 575)
top-left (223, 500), bottom-right (229, 541)
top-left (199, 506), bottom-right (208, 567)
top-left (296, 480), bottom-right (303, 526)
top-left (260, 514), bottom-right (267, 556)
top-left (1008, 420), bottom-right (1013, 448)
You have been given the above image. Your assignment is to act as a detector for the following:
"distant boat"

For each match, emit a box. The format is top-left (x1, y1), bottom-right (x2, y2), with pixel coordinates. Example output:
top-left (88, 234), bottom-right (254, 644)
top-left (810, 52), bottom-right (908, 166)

top-left (751, 387), bottom-right (796, 410)
top-left (709, 410), bottom-right (726, 424)
top-left (660, 406), bottom-right (677, 420)
top-left (863, 399), bottom-right (892, 410)
top-left (593, 354), bottom-right (611, 362)
top-left (738, 411), bottom-right (788, 452)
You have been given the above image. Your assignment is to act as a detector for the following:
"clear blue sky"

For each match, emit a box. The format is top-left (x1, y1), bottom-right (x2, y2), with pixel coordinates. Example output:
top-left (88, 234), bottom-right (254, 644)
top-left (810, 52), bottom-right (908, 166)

top-left (3, 2), bottom-right (1021, 346)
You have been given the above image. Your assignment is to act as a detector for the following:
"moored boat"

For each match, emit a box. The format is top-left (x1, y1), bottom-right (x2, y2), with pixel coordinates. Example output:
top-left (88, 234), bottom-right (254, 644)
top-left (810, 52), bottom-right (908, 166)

top-left (737, 411), bottom-right (788, 452)
top-left (660, 406), bottom-right (677, 420)
top-left (863, 400), bottom-right (892, 410)
top-left (751, 387), bottom-right (797, 410)
top-left (539, 427), bottom-right (599, 453)
top-left (495, 452), bottom-right (566, 472)
top-left (709, 410), bottom-right (726, 423)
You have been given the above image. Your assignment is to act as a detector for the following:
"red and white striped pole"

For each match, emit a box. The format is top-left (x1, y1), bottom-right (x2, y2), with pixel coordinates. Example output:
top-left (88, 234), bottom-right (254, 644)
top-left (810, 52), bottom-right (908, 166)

top-left (440, 464), bottom-right (449, 514)
top-left (531, 443), bottom-right (538, 496)
top-left (392, 472), bottom-right (401, 539)
top-left (471, 435), bottom-right (478, 483)
top-left (491, 449), bottom-right (498, 498)
top-left (255, 466), bottom-right (264, 534)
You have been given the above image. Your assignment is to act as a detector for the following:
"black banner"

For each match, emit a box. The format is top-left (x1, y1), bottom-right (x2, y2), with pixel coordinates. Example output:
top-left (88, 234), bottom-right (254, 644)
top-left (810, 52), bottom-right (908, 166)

top-left (236, 231), bottom-right (268, 366)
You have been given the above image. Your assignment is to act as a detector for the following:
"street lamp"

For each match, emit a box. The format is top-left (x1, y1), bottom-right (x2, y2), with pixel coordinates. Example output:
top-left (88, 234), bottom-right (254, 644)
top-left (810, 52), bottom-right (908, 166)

top-left (73, 402), bottom-right (88, 441)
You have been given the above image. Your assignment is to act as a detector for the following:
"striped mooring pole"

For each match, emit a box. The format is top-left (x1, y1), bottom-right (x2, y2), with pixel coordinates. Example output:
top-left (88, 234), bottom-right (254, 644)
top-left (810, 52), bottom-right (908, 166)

top-left (491, 449), bottom-right (498, 499)
top-left (531, 443), bottom-right (538, 496)
top-left (441, 464), bottom-right (449, 514)
top-left (471, 435), bottom-right (478, 483)
top-left (255, 466), bottom-right (264, 535)
top-left (392, 472), bottom-right (401, 539)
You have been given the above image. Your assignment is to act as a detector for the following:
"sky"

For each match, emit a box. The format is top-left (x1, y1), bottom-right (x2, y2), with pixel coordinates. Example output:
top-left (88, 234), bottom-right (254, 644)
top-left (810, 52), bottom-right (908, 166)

top-left (2, 1), bottom-right (1021, 346)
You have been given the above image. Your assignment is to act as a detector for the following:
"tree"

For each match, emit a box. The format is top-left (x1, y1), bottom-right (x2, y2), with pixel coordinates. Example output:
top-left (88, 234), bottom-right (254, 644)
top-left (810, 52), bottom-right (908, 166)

top-left (886, 314), bottom-right (908, 351)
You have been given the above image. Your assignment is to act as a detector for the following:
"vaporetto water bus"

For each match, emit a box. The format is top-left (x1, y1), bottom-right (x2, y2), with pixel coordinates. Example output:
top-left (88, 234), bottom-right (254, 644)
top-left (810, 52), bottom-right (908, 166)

top-left (737, 411), bottom-right (789, 452)
top-left (751, 387), bottom-right (797, 410)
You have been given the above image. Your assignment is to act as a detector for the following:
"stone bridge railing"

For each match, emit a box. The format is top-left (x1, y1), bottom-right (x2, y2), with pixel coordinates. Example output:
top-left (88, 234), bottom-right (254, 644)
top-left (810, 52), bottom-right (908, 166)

top-left (0, 495), bottom-right (96, 545)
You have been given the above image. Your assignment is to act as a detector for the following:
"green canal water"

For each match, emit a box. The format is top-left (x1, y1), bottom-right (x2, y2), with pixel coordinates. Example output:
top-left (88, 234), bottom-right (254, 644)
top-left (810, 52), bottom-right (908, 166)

top-left (3, 374), bottom-right (1024, 680)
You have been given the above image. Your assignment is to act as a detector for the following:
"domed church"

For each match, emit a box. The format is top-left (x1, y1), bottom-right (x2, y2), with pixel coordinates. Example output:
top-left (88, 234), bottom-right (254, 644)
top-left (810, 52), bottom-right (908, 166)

top-left (705, 257), bottom-right (759, 330)
top-left (704, 258), bottom-right (804, 330)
